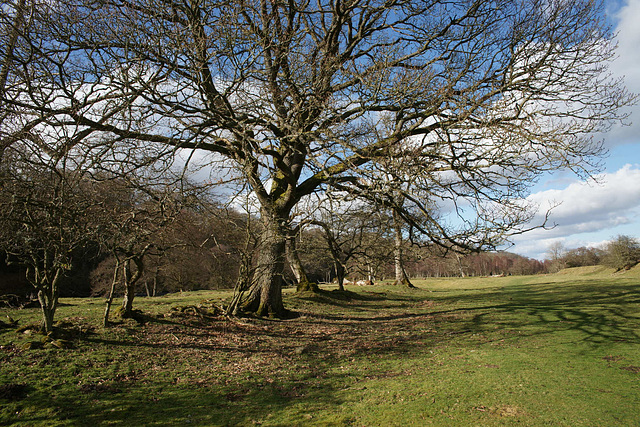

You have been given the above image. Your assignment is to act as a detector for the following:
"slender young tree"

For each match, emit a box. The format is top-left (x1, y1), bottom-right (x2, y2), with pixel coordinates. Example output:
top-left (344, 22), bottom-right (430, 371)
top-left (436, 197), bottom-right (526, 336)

top-left (286, 224), bottom-right (318, 292)
top-left (4, 0), bottom-right (635, 316)
top-left (392, 209), bottom-right (415, 288)
top-left (310, 199), bottom-right (389, 291)
top-left (92, 174), bottom-right (202, 319)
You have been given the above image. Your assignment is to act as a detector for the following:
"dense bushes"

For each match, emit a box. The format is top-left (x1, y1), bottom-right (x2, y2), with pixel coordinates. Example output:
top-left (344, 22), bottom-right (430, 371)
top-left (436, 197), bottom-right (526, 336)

top-left (603, 235), bottom-right (640, 271)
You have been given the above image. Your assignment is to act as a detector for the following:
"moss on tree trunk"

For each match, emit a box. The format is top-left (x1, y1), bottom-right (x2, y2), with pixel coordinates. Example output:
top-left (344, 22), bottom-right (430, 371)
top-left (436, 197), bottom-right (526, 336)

top-left (242, 215), bottom-right (291, 318)
top-left (286, 234), bottom-right (319, 294)
top-left (121, 257), bottom-right (144, 318)
top-left (34, 267), bottom-right (62, 333)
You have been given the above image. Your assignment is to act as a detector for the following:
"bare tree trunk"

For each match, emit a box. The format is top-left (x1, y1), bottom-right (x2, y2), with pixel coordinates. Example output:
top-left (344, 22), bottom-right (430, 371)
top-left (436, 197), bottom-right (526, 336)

top-left (37, 268), bottom-right (62, 333)
top-left (38, 288), bottom-right (55, 333)
top-left (228, 260), bottom-right (250, 316)
top-left (455, 253), bottom-right (466, 278)
top-left (392, 211), bottom-right (415, 288)
top-left (367, 264), bottom-right (374, 282)
top-left (242, 214), bottom-right (289, 317)
top-left (38, 292), bottom-right (54, 333)
top-left (151, 265), bottom-right (159, 297)
top-left (287, 233), bottom-right (318, 293)
top-left (144, 281), bottom-right (150, 297)
top-left (121, 257), bottom-right (144, 317)
top-left (121, 259), bottom-right (133, 315)
top-left (227, 213), bottom-right (257, 316)
top-left (335, 262), bottom-right (346, 292)
top-left (103, 256), bottom-right (121, 327)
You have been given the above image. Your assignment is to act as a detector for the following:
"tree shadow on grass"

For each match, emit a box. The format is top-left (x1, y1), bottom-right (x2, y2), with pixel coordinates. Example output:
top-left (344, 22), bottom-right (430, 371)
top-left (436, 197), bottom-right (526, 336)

top-left (83, 279), bottom-right (640, 356)
top-left (295, 288), bottom-right (387, 304)
top-left (292, 287), bottom-right (430, 314)
top-left (8, 369), bottom-right (355, 426)
top-left (429, 280), bottom-right (640, 346)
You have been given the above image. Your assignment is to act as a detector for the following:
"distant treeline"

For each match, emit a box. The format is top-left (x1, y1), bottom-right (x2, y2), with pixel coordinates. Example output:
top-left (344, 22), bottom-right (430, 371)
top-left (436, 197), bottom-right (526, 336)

top-left (547, 236), bottom-right (640, 273)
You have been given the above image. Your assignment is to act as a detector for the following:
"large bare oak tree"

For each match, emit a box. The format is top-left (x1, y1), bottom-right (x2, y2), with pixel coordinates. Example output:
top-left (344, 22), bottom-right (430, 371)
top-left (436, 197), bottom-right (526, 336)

top-left (3, 0), bottom-right (635, 316)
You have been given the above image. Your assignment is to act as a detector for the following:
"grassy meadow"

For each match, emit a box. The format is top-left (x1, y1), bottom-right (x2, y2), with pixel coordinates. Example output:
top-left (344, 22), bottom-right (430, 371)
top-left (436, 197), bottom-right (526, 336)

top-left (1, 266), bottom-right (639, 426)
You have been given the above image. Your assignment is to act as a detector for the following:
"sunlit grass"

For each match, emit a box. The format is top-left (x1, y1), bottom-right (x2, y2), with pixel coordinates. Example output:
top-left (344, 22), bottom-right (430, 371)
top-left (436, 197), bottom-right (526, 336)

top-left (1, 266), bottom-right (639, 425)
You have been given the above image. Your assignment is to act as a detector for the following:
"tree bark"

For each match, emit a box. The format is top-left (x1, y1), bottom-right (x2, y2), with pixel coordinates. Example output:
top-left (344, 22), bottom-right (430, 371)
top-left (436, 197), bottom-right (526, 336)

top-left (37, 268), bottom-right (62, 333)
top-left (335, 262), bottom-right (346, 292)
top-left (121, 256), bottom-right (144, 317)
top-left (287, 233), bottom-right (318, 293)
top-left (242, 213), bottom-right (289, 317)
top-left (38, 289), bottom-right (56, 333)
top-left (392, 211), bottom-right (415, 288)
top-left (103, 256), bottom-right (121, 327)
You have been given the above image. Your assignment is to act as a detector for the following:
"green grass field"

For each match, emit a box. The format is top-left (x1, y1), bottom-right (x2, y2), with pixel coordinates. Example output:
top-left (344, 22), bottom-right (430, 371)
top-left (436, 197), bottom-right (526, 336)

top-left (1, 266), bottom-right (639, 426)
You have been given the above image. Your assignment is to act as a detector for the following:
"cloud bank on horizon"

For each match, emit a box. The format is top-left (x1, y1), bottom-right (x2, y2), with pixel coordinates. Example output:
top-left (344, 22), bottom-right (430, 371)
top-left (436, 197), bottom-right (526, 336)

top-left (508, 0), bottom-right (640, 260)
top-left (510, 164), bottom-right (640, 259)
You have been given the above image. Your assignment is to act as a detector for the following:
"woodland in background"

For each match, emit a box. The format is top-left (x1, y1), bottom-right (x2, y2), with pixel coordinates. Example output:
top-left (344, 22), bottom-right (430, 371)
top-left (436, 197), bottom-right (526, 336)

top-left (2, 174), bottom-right (635, 300)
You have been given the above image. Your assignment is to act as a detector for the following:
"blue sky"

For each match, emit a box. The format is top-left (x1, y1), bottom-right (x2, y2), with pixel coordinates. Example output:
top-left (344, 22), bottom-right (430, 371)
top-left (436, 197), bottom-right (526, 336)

top-left (507, 0), bottom-right (640, 260)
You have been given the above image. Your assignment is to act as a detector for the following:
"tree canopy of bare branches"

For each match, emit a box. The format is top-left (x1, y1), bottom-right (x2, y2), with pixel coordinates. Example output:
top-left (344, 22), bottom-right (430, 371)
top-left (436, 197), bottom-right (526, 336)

top-left (0, 141), bottom-right (100, 332)
top-left (2, 0), bottom-right (635, 316)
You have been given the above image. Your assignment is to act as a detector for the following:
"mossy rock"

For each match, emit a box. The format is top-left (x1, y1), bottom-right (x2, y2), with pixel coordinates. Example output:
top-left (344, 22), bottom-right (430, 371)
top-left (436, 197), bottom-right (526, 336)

top-left (296, 281), bottom-right (320, 293)
top-left (16, 323), bottom-right (42, 334)
top-left (43, 338), bottom-right (73, 349)
top-left (112, 307), bottom-right (146, 323)
top-left (170, 301), bottom-right (223, 318)
top-left (20, 341), bottom-right (43, 351)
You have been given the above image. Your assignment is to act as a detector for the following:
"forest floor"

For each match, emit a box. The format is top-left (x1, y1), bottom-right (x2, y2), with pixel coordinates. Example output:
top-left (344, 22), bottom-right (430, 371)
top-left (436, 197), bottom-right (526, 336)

top-left (1, 265), bottom-right (639, 426)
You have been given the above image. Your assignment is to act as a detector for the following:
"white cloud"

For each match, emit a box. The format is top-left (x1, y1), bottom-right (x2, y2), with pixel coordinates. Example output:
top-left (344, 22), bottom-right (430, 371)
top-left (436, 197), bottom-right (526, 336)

top-left (613, 0), bottom-right (640, 87)
top-left (528, 164), bottom-right (640, 227)
top-left (510, 164), bottom-right (640, 258)
top-left (603, 0), bottom-right (640, 145)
